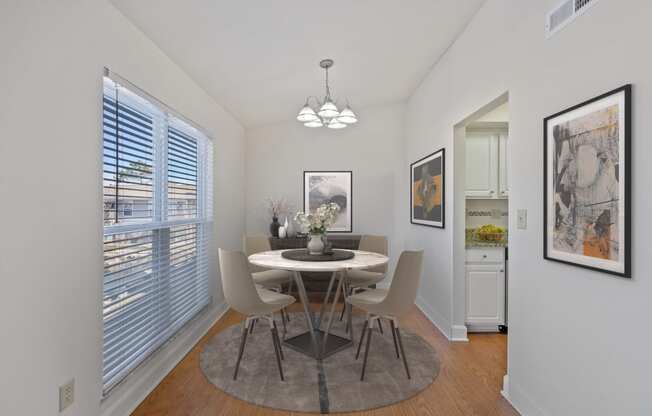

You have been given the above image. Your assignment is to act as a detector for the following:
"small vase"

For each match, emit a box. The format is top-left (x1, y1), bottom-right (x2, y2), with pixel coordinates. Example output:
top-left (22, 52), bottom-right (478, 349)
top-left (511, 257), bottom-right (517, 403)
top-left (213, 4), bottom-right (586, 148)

top-left (283, 217), bottom-right (289, 233)
top-left (270, 217), bottom-right (280, 237)
top-left (307, 233), bottom-right (325, 255)
top-left (286, 218), bottom-right (296, 238)
top-left (278, 226), bottom-right (287, 238)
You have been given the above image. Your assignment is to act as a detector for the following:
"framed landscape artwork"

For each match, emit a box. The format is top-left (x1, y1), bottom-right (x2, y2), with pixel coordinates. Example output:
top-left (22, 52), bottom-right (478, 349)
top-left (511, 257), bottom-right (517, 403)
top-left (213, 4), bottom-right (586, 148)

top-left (303, 171), bottom-right (352, 232)
top-left (410, 148), bottom-right (445, 228)
top-left (544, 84), bottom-right (631, 277)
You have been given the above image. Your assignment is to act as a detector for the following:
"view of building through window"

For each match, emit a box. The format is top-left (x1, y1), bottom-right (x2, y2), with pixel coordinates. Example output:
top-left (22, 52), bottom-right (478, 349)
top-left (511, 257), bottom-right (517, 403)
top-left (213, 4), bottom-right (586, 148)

top-left (101, 75), bottom-right (212, 395)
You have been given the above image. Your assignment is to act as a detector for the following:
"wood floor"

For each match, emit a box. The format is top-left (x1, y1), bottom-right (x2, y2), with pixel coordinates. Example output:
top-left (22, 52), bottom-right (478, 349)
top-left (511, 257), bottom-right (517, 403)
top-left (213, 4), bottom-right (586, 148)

top-left (132, 304), bottom-right (518, 416)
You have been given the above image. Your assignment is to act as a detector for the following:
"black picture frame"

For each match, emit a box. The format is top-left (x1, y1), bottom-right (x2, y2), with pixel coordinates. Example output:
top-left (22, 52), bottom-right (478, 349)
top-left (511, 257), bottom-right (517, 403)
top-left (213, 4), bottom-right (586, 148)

top-left (303, 170), bottom-right (353, 233)
top-left (410, 148), bottom-right (445, 228)
top-left (543, 84), bottom-right (631, 278)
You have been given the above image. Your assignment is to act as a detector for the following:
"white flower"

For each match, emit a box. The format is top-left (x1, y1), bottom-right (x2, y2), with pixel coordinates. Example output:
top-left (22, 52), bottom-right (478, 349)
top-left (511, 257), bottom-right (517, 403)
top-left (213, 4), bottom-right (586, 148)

top-left (294, 202), bottom-right (341, 234)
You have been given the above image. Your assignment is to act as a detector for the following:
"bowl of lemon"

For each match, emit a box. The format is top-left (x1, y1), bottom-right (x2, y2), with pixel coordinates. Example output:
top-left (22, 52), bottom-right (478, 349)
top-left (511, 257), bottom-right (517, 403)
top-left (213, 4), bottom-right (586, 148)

top-left (475, 224), bottom-right (506, 242)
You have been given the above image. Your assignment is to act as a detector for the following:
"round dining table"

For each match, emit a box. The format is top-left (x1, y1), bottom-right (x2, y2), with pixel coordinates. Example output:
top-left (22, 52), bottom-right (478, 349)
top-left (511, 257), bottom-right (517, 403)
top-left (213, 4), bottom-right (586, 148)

top-left (248, 249), bottom-right (389, 360)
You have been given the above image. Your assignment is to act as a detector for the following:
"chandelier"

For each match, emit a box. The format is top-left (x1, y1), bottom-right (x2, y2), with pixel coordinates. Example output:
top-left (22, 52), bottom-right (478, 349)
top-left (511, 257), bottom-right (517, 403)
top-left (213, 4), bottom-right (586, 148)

top-left (296, 59), bottom-right (358, 129)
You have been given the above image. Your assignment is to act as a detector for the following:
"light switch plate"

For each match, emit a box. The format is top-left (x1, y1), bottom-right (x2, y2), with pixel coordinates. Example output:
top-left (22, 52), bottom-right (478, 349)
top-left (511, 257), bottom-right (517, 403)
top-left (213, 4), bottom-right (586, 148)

top-left (59, 379), bottom-right (74, 412)
top-left (517, 209), bottom-right (527, 230)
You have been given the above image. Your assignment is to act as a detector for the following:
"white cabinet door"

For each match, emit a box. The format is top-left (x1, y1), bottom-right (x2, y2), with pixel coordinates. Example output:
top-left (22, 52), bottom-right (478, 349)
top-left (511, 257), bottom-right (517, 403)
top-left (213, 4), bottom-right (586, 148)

top-left (465, 132), bottom-right (498, 198)
top-left (465, 264), bottom-right (505, 326)
top-left (498, 132), bottom-right (509, 198)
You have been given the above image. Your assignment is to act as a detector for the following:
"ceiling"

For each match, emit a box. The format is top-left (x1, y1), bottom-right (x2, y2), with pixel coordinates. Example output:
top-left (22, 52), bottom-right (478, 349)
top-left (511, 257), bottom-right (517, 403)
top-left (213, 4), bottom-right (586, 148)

top-left (110, 0), bottom-right (485, 128)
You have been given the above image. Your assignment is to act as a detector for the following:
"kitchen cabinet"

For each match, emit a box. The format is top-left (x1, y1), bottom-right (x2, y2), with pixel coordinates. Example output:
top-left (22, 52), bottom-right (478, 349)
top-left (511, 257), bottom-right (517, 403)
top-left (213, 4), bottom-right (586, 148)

top-left (498, 132), bottom-right (508, 197)
top-left (465, 248), bottom-right (505, 331)
top-left (465, 128), bottom-right (508, 199)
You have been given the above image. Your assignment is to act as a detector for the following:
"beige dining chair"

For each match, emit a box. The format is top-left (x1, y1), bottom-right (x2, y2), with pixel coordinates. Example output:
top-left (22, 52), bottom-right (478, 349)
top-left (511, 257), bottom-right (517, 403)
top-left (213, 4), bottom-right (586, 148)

top-left (348, 250), bottom-right (423, 381)
top-left (243, 235), bottom-right (294, 325)
top-left (340, 235), bottom-right (388, 332)
top-left (218, 248), bottom-right (295, 381)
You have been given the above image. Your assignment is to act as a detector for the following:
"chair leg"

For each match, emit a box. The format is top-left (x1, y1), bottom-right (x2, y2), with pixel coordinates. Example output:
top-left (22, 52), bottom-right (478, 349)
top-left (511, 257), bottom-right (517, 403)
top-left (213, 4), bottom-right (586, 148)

top-left (346, 297), bottom-right (354, 339)
top-left (339, 284), bottom-right (349, 321)
top-left (233, 320), bottom-right (250, 380)
top-left (355, 319), bottom-right (369, 360)
top-left (389, 319), bottom-right (400, 359)
top-left (377, 318), bottom-right (384, 335)
top-left (395, 326), bottom-right (411, 379)
top-left (286, 279), bottom-right (293, 323)
top-left (270, 326), bottom-right (284, 381)
top-left (272, 319), bottom-right (284, 360)
top-left (360, 323), bottom-right (374, 381)
top-left (249, 318), bottom-right (257, 334)
top-left (280, 309), bottom-right (288, 340)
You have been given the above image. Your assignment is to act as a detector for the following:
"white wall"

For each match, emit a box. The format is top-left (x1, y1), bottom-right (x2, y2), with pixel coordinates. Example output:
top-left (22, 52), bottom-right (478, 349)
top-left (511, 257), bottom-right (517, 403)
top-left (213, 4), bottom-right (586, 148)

top-left (245, 103), bottom-right (405, 275)
top-left (0, 2), bottom-right (245, 416)
top-left (403, 0), bottom-right (652, 414)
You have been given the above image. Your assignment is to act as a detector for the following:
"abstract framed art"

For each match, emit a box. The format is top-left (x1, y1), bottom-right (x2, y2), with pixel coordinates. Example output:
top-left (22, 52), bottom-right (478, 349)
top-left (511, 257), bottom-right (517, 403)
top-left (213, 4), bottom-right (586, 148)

top-left (303, 171), bottom-right (352, 232)
top-left (410, 148), bottom-right (445, 228)
top-left (544, 84), bottom-right (631, 278)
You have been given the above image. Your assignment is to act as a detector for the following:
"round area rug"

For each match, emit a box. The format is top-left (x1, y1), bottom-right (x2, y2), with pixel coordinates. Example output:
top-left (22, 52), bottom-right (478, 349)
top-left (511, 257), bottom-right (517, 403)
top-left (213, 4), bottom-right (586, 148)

top-left (200, 313), bottom-right (440, 413)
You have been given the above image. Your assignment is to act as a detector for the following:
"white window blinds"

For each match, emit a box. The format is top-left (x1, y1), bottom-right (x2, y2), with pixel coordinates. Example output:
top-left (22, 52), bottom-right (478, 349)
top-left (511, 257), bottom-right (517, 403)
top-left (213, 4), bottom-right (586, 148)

top-left (102, 73), bottom-right (213, 395)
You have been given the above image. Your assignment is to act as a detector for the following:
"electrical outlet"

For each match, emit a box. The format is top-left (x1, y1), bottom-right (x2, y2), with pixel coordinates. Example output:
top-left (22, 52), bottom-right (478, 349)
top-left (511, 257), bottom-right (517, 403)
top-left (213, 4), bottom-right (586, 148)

top-left (517, 209), bottom-right (527, 230)
top-left (59, 379), bottom-right (74, 412)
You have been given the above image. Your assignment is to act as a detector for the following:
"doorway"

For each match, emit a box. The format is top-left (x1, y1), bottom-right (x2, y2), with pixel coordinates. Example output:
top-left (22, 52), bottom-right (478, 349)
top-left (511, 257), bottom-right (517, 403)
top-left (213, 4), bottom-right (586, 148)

top-left (451, 92), bottom-right (510, 344)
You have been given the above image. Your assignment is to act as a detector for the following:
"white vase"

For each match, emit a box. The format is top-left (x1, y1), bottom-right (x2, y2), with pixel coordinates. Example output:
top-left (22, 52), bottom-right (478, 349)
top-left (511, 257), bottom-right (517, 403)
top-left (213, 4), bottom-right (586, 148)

top-left (278, 226), bottom-right (287, 238)
top-left (286, 218), bottom-right (296, 238)
top-left (307, 233), bottom-right (324, 255)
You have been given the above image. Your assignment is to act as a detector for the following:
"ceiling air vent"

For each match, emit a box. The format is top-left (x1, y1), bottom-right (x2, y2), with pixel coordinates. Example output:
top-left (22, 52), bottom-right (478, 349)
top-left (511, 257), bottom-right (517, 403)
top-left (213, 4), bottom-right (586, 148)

top-left (546, 0), bottom-right (600, 38)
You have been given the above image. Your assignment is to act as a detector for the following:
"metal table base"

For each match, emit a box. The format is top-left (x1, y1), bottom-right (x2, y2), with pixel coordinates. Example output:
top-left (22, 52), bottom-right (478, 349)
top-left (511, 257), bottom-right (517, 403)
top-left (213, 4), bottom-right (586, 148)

top-left (283, 330), bottom-right (351, 359)
top-left (285, 270), bottom-right (353, 360)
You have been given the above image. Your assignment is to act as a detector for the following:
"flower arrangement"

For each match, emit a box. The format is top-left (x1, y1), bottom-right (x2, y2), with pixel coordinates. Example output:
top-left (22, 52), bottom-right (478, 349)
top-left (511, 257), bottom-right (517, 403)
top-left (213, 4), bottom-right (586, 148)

top-left (294, 202), bottom-right (340, 235)
top-left (266, 197), bottom-right (289, 219)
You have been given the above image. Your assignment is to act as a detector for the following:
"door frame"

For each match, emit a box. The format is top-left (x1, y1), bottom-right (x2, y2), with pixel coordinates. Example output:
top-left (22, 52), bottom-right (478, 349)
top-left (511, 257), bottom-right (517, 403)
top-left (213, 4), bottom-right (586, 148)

top-left (450, 92), bottom-right (509, 342)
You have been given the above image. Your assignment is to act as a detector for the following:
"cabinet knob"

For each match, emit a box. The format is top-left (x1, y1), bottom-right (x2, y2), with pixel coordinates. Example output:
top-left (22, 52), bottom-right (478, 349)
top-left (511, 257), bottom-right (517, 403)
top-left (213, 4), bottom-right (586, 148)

top-left (482, 254), bottom-right (487, 258)
top-left (489, 190), bottom-right (495, 194)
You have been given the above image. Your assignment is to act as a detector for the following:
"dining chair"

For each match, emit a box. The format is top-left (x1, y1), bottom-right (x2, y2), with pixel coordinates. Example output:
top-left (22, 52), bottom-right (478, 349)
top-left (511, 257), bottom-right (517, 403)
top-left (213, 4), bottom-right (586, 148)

top-left (218, 248), bottom-right (295, 381)
top-left (340, 235), bottom-right (388, 332)
top-left (348, 250), bottom-right (423, 381)
top-left (243, 235), bottom-right (294, 325)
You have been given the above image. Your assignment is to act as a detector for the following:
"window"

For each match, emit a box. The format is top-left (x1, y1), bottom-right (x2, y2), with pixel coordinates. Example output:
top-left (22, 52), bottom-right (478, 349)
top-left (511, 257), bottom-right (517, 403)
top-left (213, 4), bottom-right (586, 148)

top-left (101, 71), bottom-right (213, 396)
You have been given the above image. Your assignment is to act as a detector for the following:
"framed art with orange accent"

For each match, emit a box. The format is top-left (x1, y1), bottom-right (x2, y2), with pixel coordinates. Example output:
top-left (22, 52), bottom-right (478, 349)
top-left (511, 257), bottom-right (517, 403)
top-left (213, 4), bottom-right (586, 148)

top-left (544, 85), bottom-right (631, 278)
top-left (410, 148), bottom-right (445, 228)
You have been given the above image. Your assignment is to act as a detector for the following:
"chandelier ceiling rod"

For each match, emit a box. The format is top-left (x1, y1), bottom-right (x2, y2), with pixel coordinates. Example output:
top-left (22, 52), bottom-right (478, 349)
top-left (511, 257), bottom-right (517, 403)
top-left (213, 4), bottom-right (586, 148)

top-left (296, 58), bottom-right (358, 129)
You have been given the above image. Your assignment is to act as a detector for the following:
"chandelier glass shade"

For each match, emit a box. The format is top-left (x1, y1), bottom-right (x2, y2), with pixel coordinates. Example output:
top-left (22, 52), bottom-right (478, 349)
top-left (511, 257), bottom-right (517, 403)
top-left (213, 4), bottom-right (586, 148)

top-left (296, 59), bottom-right (358, 129)
top-left (297, 104), bottom-right (318, 122)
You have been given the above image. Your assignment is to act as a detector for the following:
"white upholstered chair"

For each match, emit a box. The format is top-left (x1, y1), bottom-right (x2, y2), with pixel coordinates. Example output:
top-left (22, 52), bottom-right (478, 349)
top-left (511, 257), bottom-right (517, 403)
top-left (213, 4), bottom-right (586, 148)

top-left (346, 235), bottom-right (389, 289)
top-left (243, 235), bottom-right (293, 325)
top-left (348, 250), bottom-right (424, 381)
top-left (340, 235), bottom-right (388, 332)
top-left (243, 235), bottom-right (293, 290)
top-left (218, 248), bottom-right (295, 381)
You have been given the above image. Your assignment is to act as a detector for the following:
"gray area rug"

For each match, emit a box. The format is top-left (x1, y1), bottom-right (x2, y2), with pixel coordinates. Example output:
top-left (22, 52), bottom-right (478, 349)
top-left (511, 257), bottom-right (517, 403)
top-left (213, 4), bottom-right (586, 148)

top-left (200, 313), bottom-right (440, 413)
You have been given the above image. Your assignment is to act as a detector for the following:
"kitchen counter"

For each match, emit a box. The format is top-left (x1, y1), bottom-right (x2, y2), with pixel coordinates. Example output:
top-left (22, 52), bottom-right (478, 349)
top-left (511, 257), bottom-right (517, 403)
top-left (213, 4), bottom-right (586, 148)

top-left (466, 240), bottom-right (507, 248)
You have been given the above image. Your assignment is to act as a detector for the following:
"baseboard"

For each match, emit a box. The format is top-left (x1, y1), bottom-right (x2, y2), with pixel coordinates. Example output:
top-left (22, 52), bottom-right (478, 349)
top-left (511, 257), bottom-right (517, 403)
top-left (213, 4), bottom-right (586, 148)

top-left (100, 300), bottom-right (229, 416)
top-left (466, 323), bottom-right (500, 333)
top-left (503, 377), bottom-right (548, 416)
top-left (451, 324), bottom-right (469, 342)
top-left (501, 374), bottom-right (510, 400)
top-left (415, 295), bottom-right (451, 340)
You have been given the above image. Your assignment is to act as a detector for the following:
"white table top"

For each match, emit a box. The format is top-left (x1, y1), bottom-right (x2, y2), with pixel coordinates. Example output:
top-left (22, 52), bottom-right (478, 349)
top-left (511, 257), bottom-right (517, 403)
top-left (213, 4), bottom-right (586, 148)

top-left (248, 249), bottom-right (388, 272)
